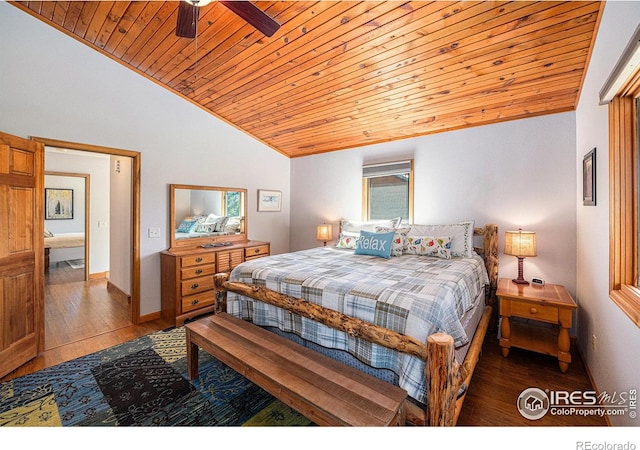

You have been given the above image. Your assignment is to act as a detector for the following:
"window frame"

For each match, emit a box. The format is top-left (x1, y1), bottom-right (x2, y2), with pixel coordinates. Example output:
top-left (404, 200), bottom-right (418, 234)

top-left (608, 71), bottom-right (640, 327)
top-left (362, 160), bottom-right (414, 224)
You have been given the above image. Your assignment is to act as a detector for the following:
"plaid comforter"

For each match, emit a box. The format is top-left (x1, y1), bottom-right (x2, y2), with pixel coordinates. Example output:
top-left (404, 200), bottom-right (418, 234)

top-left (227, 246), bottom-right (489, 404)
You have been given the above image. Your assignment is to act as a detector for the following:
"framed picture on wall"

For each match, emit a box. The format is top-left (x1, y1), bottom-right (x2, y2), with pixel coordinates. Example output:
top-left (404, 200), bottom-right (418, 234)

top-left (45, 188), bottom-right (74, 219)
top-left (257, 189), bottom-right (282, 212)
top-left (583, 148), bottom-right (596, 206)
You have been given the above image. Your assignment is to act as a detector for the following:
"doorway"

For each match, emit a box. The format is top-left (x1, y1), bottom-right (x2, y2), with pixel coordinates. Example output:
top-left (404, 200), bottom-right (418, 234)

top-left (36, 137), bottom-right (141, 350)
top-left (44, 171), bottom-right (90, 282)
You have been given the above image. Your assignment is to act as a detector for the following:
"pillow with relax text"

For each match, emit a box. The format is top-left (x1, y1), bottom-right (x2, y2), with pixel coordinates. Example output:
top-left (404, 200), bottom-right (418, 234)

top-left (354, 230), bottom-right (395, 259)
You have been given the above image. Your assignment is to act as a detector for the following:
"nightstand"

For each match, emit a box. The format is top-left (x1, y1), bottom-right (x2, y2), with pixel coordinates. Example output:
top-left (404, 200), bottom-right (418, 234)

top-left (497, 278), bottom-right (577, 372)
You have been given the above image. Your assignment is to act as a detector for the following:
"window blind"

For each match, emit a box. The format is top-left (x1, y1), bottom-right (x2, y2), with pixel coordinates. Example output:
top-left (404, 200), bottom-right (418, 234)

top-left (362, 160), bottom-right (412, 178)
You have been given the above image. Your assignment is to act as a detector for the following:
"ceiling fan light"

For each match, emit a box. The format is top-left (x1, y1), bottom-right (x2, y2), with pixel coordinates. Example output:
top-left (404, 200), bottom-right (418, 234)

top-left (185, 0), bottom-right (214, 7)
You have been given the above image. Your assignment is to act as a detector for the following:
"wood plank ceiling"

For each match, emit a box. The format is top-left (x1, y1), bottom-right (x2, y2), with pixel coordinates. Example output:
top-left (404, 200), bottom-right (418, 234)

top-left (11, 1), bottom-right (603, 158)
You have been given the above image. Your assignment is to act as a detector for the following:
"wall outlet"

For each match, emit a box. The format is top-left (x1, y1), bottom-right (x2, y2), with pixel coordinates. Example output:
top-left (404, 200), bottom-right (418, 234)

top-left (592, 334), bottom-right (597, 352)
top-left (148, 227), bottom-right (161, 238)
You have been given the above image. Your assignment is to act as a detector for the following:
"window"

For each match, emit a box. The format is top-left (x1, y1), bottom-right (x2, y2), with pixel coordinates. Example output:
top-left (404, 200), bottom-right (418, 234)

top-left (225, 191), bottom-right (241, 217)
top-left (605, 61), bottom-right (640, 327)
top-left (362, 160), bottom-right (413, 224)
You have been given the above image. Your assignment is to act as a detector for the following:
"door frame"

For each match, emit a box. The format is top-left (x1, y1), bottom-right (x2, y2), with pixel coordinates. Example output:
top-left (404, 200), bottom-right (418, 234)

top-left (34, 137), bottom-right (141, 324)
top-left (44, 171), bottom-right (90, 281)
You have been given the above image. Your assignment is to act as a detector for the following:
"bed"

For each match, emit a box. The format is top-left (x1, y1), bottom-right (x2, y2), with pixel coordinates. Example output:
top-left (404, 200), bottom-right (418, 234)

top-left (215, 221), bottom-right (498, 426)
top-left (44, 232), bottom-right (85, 272)
top-left (174, 215), bottom-right (242, 240)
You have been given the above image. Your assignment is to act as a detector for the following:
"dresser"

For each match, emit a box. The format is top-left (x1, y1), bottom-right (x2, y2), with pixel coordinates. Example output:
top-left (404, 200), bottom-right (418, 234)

top-left (161, 241), bottom-right (270, 326)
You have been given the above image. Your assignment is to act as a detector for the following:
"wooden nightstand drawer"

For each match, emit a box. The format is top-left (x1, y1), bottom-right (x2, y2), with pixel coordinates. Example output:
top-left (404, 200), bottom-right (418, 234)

top-left (181, 253), bottom-right (216, 268)
top-left (181, 276), bottom-right (215, 296)
top-left (181, 290), bottom-right (216, 313)
top-left (510, 299), bottom-right (558, 323)
top-left (245, 244), bottom-right (269, 259)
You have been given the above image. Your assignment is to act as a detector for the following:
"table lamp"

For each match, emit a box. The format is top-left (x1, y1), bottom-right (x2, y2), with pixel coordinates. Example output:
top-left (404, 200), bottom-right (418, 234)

top-left (317, 223), bottom-right (332, 246)
top-left (504, 228), bottom-right (537, 285)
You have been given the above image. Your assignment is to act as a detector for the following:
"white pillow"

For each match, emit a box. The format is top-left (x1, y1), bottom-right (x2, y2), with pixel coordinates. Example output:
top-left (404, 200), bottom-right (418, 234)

top-left (204, 213), bottom-right (220, 224)
top-left (408, 221), bottom-right (474, 258)
top-left (340, 218), bottom-right (396, 233)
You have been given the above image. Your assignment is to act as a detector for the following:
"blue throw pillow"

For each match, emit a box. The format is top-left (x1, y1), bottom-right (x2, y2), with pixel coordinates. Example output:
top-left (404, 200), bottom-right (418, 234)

top-left (354, 230), bottom-right (395, 259)
top-left (177, 219), bottom-right (198, 233)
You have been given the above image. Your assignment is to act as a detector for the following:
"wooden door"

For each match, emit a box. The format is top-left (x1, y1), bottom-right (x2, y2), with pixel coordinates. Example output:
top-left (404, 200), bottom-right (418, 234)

top-left (0, 131), bottom-right (44, 378)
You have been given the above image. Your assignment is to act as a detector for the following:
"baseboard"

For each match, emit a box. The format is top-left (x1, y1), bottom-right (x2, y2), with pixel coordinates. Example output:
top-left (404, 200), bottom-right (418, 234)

top-left (89, 271), bottom-right (109, 280)
top-left (140, 311), bottom-right (162, 322)
top-left (106, 281), bottom-right (131, 303)
top-left (574, 337), bottom-right (612, 426)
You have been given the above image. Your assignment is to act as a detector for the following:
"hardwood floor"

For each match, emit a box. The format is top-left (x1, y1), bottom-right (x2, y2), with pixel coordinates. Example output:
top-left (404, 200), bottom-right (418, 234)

top-left (1, 263), bottom-right (171, 382)
top-left (457, 321), bottom-right (608, 426)
top-left (3, 275), bottom-right (607, 426)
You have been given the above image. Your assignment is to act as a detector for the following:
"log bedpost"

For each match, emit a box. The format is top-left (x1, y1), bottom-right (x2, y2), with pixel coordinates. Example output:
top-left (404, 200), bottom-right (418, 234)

top-left (483, 224), bottom-right (499, 304)
top-left (425, 333), bottom-right (461, 426)
top-left (214, 272), bottom-right (230, 313)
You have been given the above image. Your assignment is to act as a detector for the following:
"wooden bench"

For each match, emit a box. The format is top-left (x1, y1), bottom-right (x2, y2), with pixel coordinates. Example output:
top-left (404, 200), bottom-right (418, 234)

top-left (185, 312), bottom-right (407, 426)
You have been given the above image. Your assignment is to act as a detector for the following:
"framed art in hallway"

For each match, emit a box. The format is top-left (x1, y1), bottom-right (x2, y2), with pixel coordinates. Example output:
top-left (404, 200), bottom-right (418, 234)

top-left (257, 189), bottom-right (281, 212)
top-left (45, 188), bottom-right (74, 219)
top-left (583, 148), bottom-right (596, 206)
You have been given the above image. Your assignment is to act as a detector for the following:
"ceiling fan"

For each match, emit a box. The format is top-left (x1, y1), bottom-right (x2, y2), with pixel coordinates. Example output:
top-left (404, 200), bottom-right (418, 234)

top-left (176, 0), bottom-right (280, 39)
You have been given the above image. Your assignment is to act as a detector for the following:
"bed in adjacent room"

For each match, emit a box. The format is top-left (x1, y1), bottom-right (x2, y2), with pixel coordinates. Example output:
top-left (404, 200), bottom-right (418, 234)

top-left (44, 231), bottom-right (85, 272)
top-left (215, 220), bottom-right (498, 426)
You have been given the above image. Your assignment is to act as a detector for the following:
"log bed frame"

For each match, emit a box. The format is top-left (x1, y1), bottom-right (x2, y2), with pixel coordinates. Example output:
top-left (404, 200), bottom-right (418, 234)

top-left (212, 224), bottom-right (499, 426)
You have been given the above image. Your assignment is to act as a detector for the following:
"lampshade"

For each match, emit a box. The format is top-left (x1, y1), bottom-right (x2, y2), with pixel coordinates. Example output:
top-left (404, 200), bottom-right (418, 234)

top-left (317, 224), bottom-right (332, 242)
top-left (504, 229), bottom-right (537, 257)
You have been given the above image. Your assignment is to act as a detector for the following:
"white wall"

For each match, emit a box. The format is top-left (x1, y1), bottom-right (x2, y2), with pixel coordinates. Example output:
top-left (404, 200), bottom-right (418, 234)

top-left (110, 155), bottom-right (132, 295)
top-left (45, 149), bottom-right (111, 274)
top-left (575, 0), bottom-right (640, 427)
top-left (0, 3), bottom-right (290, 316)
top-left (291, 112), bottom-right (578, 298)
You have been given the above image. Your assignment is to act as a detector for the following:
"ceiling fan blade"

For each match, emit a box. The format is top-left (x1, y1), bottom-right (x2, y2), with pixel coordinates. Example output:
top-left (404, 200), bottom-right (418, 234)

top-left (176, 1), bottom-right (199, 38)
top-left (220, 1), bottom-right (280, 37)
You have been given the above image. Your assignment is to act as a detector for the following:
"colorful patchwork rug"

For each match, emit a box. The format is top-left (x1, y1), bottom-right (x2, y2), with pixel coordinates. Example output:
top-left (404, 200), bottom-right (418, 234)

top-left (0, 327), bottom-right (313, 427)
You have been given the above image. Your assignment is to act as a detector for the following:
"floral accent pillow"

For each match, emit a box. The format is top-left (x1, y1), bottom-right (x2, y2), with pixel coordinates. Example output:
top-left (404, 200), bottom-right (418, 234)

top-left (335, 231), bottom-right (359, 249)
top-left (405, 236), bottom-right (453, 259)
top-left (375, 226), bottom-right (411, 257)
top-left (408, 221), bottom-right (474, 258)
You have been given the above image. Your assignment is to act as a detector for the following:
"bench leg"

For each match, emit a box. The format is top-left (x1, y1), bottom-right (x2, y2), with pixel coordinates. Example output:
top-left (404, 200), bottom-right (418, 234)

top-left (186, 329), bottom-right (200, 380)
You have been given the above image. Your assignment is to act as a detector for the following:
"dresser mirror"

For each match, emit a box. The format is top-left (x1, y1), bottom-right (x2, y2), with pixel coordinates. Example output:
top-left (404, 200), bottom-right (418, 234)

top-left (169, 184), bottom-right (247, 250)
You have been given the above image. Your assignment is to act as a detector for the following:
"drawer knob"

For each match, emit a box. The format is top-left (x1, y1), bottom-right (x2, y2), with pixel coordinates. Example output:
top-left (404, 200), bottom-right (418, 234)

top-left (191, 283), bottom-right (199, 290)
top-left (195, 269), bottom-right (203, 275)
top-left (192, 299), bottom-right (199, 305)
top-left (254, 248), bottom-right (260, 253)
top-left (195, 257), bottom-right (203, 263)
top-left (530, 307), bottom-right (538, 314)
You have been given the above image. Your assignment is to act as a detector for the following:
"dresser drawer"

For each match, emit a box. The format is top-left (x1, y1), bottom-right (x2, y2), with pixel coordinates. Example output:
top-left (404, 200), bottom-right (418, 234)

top-left (181, 253), bottom-right (216, 268)
top-left (181, 290), bottom-right (216, 313)
top-left (510, 299), bottom-right (558, 323)
top-left (245, 244), bottom-right (270, 259)
top-left (181, 276), bottom-right (215, 296)
top-left (181, 264), bottom-right (216, 280)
